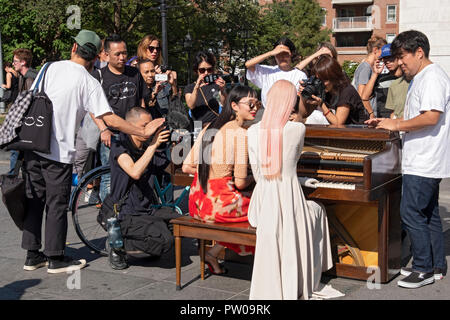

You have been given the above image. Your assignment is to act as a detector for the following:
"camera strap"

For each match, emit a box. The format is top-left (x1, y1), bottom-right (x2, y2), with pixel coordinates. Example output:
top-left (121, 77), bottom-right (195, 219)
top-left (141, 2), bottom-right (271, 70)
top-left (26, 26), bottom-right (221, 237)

top-left (199, 87), bottom-right (220, 117)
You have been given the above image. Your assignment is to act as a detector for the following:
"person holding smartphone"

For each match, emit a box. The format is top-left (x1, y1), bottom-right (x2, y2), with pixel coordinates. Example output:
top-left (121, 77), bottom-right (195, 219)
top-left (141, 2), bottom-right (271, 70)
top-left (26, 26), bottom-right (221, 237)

top-left (184, 51), bottom-right (227, 126)
top-left (137, 35), bottom-right (178, 112)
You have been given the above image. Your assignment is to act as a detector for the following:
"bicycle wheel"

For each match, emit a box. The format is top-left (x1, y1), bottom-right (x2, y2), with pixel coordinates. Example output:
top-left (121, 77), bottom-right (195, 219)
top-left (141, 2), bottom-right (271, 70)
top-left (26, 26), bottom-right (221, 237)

top-left (70, 166), bottom-right (110, 256)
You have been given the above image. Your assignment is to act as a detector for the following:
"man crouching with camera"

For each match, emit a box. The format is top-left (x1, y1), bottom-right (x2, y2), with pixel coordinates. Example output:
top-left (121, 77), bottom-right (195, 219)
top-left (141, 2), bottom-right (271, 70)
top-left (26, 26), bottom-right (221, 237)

top-left (104, 107), bottom-right (180, 270)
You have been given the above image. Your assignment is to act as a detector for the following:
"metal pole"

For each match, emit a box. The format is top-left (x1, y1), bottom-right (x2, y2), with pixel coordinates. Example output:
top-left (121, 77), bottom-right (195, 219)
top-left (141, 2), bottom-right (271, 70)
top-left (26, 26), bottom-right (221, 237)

top-left (244, 31), bottom-right (248, 86)
top-left (160, 0), bottom-right (169, 67)
top-left (187, 50), bottom-right (191, 84)
top-left (0, 32), bottom-right (5, 113)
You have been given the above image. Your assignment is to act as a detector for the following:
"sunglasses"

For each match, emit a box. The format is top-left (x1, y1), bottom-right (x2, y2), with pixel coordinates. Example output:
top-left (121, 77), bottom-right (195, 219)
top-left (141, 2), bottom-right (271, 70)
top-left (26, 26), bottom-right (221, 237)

top-left (198, 67), bottom-right (213, 74)
top-left (148, 46), bottom-right (161, 53)
top-left (239, 101), bottom-right (259, 109)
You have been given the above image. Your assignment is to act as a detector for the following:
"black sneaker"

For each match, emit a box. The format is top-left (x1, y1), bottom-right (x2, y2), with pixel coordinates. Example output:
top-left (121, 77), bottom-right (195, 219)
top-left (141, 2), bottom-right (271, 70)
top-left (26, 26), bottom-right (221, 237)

top-left (397, 271), bottom-right (434, 288)
top-left (24, 252), bottom-right (48, 271)
top-left (47, 256), bottom-right (87, 274)
top-left (109, 249), bottom-right (128, 270)
top-left (401, 267), bottom-right (445, 280)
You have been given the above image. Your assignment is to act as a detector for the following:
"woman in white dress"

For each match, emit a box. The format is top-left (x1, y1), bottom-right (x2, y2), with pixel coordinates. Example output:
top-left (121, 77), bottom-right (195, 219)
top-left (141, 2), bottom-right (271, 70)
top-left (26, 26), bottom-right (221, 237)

top-left (247, 79), bottom-right (334, 300)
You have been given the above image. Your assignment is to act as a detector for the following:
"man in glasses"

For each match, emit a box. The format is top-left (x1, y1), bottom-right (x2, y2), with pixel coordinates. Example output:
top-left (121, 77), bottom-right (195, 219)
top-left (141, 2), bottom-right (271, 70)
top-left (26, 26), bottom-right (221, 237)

top-left (8, 49), bottom-right (39, 179)
top-left (13, 48), bottom-right (38, 93)
top-left (91, 34), bottom-right (147, 202)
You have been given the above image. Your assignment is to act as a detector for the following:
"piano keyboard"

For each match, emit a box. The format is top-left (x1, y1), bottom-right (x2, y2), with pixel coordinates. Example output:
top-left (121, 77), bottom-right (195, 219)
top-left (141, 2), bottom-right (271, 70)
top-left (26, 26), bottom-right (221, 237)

top-left (315, 181), bottom-right (356, 190)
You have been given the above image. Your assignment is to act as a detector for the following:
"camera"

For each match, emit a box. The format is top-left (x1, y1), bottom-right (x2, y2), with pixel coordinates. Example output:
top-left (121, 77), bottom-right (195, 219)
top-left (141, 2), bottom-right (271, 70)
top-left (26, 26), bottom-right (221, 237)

top-left (155, 65), bottom-right (171, 82)
top-left (204, 74), bottom-right (221, 84)
top-left (155, 73), bottom-right (168, 82)
top-left (160, 65), bottom-right (171, 73)
top-left (301, 76), bottom-right (326, 101)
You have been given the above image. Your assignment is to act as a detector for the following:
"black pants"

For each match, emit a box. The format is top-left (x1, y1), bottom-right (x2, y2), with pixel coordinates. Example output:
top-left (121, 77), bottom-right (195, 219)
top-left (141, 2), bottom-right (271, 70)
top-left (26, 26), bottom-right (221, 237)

top-left (21, 151), bottom-right (72, 257)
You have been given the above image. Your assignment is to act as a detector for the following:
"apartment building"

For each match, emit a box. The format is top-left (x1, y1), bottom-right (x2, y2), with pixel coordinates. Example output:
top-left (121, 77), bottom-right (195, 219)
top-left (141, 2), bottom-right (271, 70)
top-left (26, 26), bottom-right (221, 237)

top-left (318, 0), bottom-right (399, 63)
top-left (259, 0), bottom-right (400, 64)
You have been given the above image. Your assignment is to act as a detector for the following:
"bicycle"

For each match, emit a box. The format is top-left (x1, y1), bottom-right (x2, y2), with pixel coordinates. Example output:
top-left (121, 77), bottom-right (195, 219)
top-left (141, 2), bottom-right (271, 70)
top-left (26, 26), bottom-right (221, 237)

top-left (69, 165), bottom-right (190, 256)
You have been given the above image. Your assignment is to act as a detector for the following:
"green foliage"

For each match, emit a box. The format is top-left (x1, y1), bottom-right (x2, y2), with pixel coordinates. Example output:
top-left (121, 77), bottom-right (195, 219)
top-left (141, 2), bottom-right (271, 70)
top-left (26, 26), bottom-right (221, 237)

top-left (0, 0), bottom-right (332, 86)
top-left (342, 60), bottom-right (360, 81)
top-left (261, 0), bottom-right (331, 63)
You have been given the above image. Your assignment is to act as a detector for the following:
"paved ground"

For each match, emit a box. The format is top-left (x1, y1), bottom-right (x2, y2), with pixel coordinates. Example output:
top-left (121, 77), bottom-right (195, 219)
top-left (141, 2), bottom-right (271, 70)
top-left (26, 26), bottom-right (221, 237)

top-left (0, 149), bottom-right (449, 303)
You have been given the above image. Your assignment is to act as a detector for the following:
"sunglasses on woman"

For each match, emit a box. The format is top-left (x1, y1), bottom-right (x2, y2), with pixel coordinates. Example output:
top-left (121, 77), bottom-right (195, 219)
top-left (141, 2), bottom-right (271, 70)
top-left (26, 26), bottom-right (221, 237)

top-left (148, 46), bottom-right (161, 53)
top-left (198, 67), bottom-right (214, 74)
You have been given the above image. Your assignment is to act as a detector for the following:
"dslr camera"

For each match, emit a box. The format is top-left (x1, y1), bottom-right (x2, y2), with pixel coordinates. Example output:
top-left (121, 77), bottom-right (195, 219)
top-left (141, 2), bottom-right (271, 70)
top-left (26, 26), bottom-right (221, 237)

top-left (301, 75), bottom-right (326, 102)
top-left (204, 74), bottom-right (221, 84)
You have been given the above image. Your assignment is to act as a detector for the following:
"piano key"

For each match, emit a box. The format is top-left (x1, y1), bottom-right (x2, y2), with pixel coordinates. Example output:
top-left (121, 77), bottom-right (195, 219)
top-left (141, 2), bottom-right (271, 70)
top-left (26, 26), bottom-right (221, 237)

top-left (316, 181), bottom-right (356, 190)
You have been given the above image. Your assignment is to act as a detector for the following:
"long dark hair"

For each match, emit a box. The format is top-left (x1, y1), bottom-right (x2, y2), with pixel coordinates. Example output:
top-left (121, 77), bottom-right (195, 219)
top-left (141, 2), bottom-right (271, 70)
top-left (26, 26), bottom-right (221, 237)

top-left (198, 85), bottom-right (257, 193)
top-left (192, 50), bottom-right (216, 74)
top-left (311, 55), bottom-right (349, 94)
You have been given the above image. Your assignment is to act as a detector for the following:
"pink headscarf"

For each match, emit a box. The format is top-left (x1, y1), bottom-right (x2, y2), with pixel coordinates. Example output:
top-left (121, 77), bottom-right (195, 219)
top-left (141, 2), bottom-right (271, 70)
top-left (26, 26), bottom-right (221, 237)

top-left (259, 80), bottom-right (298, 180)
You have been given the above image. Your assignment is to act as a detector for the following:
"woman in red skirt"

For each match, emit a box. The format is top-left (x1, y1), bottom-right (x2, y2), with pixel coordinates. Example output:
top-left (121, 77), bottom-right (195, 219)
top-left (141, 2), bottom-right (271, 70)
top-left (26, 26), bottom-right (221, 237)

top-left (182, 85), bottom-right (259, 274)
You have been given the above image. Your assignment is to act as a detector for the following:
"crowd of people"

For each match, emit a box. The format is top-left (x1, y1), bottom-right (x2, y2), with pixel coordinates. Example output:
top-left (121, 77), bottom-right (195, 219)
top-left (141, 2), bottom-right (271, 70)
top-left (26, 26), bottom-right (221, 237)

top-left (1, 27), bottom-right (449, 299)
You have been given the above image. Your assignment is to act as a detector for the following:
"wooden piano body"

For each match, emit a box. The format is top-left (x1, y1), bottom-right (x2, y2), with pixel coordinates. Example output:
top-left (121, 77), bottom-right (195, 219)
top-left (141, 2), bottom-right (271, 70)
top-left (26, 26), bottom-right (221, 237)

top-left (299, 125), bottom-right (402, 283)
top-left (170, 124), bottom-right (403, 283)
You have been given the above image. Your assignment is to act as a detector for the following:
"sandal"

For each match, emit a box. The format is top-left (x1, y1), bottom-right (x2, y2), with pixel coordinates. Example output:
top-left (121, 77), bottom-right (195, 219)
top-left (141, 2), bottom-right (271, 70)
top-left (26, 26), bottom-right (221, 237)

top-left (205, 251), bottom-right (228, 275)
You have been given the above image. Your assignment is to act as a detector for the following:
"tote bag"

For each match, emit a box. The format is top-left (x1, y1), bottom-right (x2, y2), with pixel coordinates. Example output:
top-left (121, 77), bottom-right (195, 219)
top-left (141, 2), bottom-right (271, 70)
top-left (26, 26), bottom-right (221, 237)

top-left (6, 62), bottom-right (54, 154)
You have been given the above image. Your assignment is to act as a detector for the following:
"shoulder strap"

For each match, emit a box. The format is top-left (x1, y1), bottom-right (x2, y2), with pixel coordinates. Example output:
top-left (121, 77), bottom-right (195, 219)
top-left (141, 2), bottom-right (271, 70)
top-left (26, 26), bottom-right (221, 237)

top-left (33, 62), bottom-right (53, 94)
top-left (97, 69), bottom-right (103, 85)
top-left (199, 87), bottom-right (219, 117)
top-left (113, 182), bottom-right (133, 214)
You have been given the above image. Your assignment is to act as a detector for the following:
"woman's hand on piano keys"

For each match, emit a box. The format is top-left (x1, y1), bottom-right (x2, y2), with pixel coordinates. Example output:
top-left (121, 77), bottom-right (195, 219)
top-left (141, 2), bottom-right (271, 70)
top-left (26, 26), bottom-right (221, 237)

top-left (298, 177), bottom-right (320, 188)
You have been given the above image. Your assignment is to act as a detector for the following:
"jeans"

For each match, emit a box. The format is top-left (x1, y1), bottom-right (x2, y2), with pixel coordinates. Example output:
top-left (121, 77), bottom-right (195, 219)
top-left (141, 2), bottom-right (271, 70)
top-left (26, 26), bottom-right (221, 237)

top-left (99, 142), bottom-right (111, 202)
top-left (99, 134), bottom-right (118, 202)
top-left (400, 174), bottom-right (446, 273)
top-left (8, 150), bottom-right (20, 176)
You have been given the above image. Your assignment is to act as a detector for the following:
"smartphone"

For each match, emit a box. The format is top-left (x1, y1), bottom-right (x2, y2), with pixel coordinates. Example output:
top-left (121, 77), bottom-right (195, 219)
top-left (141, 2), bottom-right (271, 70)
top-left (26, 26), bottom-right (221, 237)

top-left (155, 73), bottom-right (168, 82)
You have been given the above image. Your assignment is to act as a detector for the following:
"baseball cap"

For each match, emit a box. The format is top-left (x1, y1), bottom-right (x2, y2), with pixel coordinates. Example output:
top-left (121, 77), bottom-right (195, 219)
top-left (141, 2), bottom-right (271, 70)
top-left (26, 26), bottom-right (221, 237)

top-left (379, 44), bottom-right (392, 59)
top-left (72, 30), bottom-right (102, 56)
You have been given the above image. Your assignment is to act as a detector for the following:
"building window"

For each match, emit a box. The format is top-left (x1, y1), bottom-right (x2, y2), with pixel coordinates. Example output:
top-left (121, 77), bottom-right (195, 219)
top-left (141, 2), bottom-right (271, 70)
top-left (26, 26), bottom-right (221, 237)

top-left (321, 8), bottom-right (326, 26)
top-left (336, 33), bottom-right (371, 48)
top-left (386, 33), bottom-right (396, 43)
top-left (387, 5), bottom-right (397, 22)
top-left (340, 8), bottom-right (355, 17)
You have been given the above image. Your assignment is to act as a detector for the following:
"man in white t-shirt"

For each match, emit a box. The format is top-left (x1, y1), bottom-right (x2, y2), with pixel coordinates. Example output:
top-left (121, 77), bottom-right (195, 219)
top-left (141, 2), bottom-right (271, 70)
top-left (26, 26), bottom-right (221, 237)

top-left (22, 30), bottom-right (165, 274)
top-left (366, 30), bottom-right (449, 289)
top-left (245, 37), bottom-right (307, 113)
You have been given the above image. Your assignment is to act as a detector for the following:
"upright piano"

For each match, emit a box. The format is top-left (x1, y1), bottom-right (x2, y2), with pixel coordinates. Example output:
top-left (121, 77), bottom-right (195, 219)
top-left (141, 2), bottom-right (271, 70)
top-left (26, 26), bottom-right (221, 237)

top-left (299, 125), bottom-right (402, 283)
top-left (170, 124), bottom-right (403, 283)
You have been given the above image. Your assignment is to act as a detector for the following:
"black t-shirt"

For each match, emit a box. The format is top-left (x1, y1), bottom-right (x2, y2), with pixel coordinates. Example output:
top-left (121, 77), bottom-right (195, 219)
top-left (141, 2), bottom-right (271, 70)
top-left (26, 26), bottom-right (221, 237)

top-left (110, 133), bottom-right (162, 218)
top-left (324, 84), bottom-right (368, 125)
top-left (184, 82), bottom-right (220, 124)
top-left (92, 65), bottom-right (146, 120)
top-left (374, 73), bottom-right (398, 118)
top-left (142, 84), bottom-right (169, 120)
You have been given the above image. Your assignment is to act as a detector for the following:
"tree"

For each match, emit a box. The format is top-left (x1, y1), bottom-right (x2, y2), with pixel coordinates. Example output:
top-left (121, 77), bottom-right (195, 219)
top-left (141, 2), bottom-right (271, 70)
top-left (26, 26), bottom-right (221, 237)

top-left (260, 0), bottom-right (331, 62)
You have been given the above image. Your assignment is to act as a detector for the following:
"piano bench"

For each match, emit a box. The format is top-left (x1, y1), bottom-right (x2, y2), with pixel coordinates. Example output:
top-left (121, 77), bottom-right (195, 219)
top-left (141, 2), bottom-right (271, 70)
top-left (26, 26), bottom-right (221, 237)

top-left (170, 216), bottom-right (256, 290)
